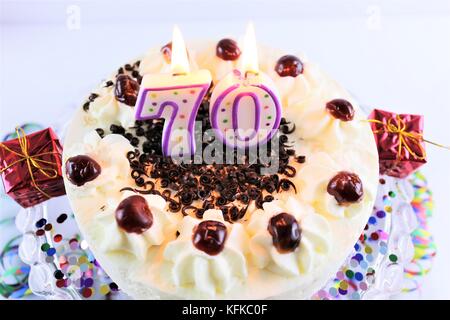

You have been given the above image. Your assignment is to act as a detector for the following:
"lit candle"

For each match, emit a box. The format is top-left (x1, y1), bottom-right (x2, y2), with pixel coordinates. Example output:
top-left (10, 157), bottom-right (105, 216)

top-left (135, 26), bottom-right (212, 157)
top-left (210, 23), bottom-right (282, 149)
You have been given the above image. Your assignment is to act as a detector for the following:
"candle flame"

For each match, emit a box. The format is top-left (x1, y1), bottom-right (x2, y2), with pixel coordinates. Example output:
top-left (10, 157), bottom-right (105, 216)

top-left (171, 25), bottom-right (190, 74)
top-left (241, 22), bottom-right (259, 74)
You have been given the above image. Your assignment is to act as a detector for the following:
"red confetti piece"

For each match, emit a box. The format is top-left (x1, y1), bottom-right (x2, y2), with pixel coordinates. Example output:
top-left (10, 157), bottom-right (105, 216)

top-left (53, 234), bottom-right (63, 242)
top-left (82, 288), bottom-right (93, 298)
top-left (56, 279), bottom-right (65, 288)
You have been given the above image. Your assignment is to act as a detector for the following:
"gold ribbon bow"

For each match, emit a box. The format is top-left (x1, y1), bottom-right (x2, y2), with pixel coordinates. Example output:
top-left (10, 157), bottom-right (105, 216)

top-left (368, 115), bottom-right (450, 161)
top-left (0, 127), bottom-right (59, 199)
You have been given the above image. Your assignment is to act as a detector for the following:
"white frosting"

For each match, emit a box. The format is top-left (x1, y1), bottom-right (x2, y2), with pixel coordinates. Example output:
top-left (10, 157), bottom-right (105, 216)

top-left (294, 152), bottom-right (374, 219)
top-left (85, 85), bottom-right (136, 129)
top-left (247, 197), bottom-right (331, 276)
top-left (64, 130), bottom-right (134, 197)
top-left (163, 210), bottom-right (248, 297)
top-left (94, 191), bottom-right (177, 260)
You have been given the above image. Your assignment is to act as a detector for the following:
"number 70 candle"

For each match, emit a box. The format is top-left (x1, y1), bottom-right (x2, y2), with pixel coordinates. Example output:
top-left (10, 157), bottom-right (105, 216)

top-left (135, 26), bottom-right (212, 157)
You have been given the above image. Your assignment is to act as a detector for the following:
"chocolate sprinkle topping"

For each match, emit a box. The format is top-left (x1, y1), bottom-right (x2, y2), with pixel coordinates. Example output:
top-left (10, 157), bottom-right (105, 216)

top-left (96, 85), bottom-right (303, 222)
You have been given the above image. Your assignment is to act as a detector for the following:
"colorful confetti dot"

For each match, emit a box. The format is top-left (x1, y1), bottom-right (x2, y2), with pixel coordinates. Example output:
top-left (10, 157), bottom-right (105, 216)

top-left (355, 272), bottom-right (363, 281)
top-left (54, 270), bottom-right (64, 280)
top-left (56, 279), bottom-right (65, 288)
top-left (376, 210), bottom-right (386, 218)
top-left (345, 270), bottom-right (354, 279)
top-left (82, 288), bottom-right (93, 298)
top-left (84, 278), bottom-right (94, 287)
top-left (100, 285), bottom-right (110, 296)
top-left (56, 213), bottom-right (68, 224)
top-left (35, 218), bottom-right (47, 228)
top-left (389, 254), bottom-right (398, 263)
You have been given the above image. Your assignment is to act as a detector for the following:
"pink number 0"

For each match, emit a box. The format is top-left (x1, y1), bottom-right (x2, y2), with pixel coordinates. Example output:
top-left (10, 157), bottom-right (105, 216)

top-left (210, 83), bottom-right (281, 149)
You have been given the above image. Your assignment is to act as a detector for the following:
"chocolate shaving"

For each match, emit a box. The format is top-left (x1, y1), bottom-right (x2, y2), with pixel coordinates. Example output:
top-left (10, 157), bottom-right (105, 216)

top-left (99, 85), bottom-right (305, 222)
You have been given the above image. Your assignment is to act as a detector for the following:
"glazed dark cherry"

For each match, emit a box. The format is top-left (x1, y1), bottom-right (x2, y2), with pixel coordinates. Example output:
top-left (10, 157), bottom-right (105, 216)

top-left (268, 213), bottom-right (301, 254)
top-left (115, 195), bottom-right (153, 234)
top-left (161, 42), bottom-right (172, 64)
top-left (216, 38), bottom-right (241, 61)
top-left (65, 155), bottom-right (101, 186)
top-left (192, 220), bottom-right (227, 256)
top-left (326, 99), bottom-right (355, 121)
top-left (114, 74), bottom-right (140, 106)
top-left (275, 55), bottom-right (304, 77)
top-left (327, 171), bottom-right (364, 205)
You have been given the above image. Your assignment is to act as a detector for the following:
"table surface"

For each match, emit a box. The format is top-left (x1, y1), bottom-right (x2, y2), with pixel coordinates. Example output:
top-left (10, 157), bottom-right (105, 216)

top-left (1, 0), bottom-right (449, 299)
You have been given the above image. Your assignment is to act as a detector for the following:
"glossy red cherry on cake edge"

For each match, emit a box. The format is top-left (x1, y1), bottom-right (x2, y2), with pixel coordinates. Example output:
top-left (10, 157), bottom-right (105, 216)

top-left (275, 55), bottom-right (304, 77)
top-left (268, 212), bottom-right (301, 253)
top-left (326, 99), bottom-right (355, 121)
top-left (192, 220), bottom-right (227, 256)
top-left (216, 38), bottom-right (241, 61)
top-left (115, 195), bottom-right (154, 234)
top-left (327, 171), bottom-right (364, 205)
top-left (65, 155), bottom-right (101, 186)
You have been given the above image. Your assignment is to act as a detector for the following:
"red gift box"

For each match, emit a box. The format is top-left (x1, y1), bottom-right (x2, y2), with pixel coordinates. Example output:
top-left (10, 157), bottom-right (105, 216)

top-left (368, 109), bottom-right (426, 178)
top-left (0, 127), bottom-right (66, 208)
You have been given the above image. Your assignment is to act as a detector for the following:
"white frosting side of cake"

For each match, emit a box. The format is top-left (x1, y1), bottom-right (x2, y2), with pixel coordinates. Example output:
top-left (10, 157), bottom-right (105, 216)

top-left (63, 40), bottom-right (379, 299)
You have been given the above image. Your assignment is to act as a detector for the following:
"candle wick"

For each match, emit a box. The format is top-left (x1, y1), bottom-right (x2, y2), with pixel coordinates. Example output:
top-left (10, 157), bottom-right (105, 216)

top-left (173, 72), bottom-right (187, 77)
top-left (244, 70), bottom-right (259, 79)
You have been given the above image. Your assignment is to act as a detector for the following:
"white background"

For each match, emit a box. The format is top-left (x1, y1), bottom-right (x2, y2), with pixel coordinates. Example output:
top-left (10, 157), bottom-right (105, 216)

top-left (1, 0), bottom-right (449, 299)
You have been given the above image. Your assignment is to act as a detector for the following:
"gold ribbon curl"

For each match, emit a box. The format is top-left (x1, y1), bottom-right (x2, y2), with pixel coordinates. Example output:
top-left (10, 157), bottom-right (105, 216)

top-left (0, 127), bottom-right (60, 199)
top-left (367, 115), bottom-right (450, 161)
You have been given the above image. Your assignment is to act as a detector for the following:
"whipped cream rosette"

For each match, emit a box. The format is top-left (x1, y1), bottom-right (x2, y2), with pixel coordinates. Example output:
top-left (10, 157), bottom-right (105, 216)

top-left (94, 191), bottom-right (178, 260)
top-left (247, 197), bottom-right (331, 276)
top-left (84, 84), bottom-right (137, 129)
top-left (294, 152), bottom-right (374, 219)
top-left (163, 210), bottom-right (248, 297)
top-left (64, 131), bottom-right (134, 197)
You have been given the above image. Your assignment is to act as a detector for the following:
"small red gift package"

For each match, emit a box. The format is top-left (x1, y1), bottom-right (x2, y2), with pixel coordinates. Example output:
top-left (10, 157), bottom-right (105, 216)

top-left (0, 127), bottom-right (66, 208)
top-left (368, 109), bottom-right (426, 178)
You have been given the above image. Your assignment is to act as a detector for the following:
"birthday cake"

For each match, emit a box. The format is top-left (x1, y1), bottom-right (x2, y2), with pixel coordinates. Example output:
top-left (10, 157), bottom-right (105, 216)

top-left (62, 32), bottom-right (379, 299)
